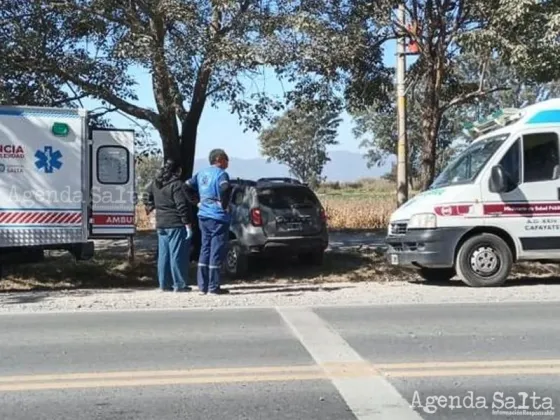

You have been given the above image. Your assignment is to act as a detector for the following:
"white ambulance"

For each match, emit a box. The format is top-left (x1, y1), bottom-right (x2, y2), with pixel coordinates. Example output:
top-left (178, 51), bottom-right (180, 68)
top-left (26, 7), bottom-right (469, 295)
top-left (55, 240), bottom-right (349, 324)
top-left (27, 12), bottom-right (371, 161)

top-left (386, 98), bottom-right (560, 287)
top-left (0, 105), bottom-right (135, 268)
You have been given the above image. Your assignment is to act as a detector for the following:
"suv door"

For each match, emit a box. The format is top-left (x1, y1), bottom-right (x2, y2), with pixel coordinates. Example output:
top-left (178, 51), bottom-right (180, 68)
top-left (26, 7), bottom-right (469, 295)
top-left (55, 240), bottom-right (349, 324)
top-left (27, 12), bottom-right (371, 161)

top-left (482, 129), bottom-right (560, 256)
top-left (256, 185), bottom-right (325, 237)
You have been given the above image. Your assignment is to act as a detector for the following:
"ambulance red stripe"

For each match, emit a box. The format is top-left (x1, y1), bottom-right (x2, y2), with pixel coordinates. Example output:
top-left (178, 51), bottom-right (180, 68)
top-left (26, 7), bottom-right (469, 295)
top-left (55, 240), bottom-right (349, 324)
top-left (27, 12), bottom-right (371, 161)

top-left (0, 211), bottom-right (82, 224)
top-left (483, 203), bottom-right (560, 216)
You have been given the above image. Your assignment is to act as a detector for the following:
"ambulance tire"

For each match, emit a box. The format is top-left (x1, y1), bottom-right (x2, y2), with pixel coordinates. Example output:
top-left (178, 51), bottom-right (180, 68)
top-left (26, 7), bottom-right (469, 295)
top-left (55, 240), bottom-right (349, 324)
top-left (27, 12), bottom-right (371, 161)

top-left (455, 233), bottom-right (513, 287)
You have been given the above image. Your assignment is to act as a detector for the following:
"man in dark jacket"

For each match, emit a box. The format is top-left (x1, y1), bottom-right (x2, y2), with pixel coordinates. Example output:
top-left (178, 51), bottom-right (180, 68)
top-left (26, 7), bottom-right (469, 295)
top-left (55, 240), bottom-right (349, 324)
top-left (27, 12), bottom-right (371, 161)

top-left (143, 159), bottom-right (193, 292)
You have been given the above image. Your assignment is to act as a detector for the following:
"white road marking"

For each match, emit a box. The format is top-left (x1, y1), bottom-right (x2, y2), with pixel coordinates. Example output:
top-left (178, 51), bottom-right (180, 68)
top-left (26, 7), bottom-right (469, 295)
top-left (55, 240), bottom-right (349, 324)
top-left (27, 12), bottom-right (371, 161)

top-left (277, 306), bottom-right (423, 420)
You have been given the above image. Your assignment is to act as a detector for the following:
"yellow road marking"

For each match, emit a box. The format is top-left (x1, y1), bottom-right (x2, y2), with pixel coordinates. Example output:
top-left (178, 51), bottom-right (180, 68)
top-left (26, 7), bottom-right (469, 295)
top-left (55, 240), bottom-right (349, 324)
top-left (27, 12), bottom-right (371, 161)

top-left (1, 359), bottom-right (560, 392)
top-left (0, 365), bottom-right (324, 383)
top-left (0, 372), bottom-right (337, 392)
top-left (0, 362), bottom-right (372, 384)
top-left (376, 358), bottom-right (560, 370)
top-left (385, 366), bottom-right (560, 378)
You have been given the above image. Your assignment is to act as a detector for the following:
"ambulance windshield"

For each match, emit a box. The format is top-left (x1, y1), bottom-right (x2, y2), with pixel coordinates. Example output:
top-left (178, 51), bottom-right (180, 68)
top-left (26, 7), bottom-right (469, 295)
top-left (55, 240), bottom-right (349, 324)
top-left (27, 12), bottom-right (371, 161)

top-left (430, 134), bottom-right (509, 189)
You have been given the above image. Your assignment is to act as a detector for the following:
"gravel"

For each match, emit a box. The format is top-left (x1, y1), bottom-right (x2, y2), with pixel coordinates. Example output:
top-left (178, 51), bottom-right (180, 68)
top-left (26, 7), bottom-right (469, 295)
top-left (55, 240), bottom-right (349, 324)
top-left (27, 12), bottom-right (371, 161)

top-left (2, 231), bottom-right (560, 314)
top-left (3, 278), bottom-right (560, 314)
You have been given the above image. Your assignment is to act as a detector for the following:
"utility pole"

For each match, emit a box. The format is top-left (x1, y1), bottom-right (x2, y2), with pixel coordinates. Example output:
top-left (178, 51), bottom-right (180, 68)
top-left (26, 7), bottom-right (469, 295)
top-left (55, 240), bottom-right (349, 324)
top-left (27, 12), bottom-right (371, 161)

top-left (396, 3), bottom-right (408, 206)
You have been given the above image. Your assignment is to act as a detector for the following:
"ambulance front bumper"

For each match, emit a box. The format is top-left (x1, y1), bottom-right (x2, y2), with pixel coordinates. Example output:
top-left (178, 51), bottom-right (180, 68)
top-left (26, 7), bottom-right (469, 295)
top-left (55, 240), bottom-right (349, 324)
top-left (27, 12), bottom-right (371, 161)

top-left (385, 227), bottom-right (469, 269)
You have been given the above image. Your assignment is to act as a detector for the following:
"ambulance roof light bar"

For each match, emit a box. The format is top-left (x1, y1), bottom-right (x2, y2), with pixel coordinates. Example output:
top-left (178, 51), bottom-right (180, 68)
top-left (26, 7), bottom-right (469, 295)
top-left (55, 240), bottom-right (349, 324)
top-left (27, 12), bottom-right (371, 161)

top-left (462, 108), bottom-right (523, 138)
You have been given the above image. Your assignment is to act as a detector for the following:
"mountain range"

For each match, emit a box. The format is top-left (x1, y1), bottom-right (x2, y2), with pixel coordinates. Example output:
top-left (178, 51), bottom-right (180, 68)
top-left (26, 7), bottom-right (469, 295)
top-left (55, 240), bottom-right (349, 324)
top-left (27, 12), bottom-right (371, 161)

top-left (192, 150), bottom-right (393, 182)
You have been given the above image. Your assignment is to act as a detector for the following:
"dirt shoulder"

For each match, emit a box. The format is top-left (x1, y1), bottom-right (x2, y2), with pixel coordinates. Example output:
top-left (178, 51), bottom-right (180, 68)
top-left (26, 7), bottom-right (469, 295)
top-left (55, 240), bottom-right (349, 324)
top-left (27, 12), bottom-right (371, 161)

top-left (1, 230), bottom-right (560, 313)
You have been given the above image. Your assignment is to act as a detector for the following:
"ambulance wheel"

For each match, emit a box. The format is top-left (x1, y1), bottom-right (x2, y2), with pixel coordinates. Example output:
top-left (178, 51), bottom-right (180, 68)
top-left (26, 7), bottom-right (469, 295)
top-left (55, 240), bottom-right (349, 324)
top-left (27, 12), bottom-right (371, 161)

top-left (417, 267), bottom-right (455, 283)
top-left (225, 240), bottom-right (248, 279)
top-left (455, 233), bottom-right (513, 287)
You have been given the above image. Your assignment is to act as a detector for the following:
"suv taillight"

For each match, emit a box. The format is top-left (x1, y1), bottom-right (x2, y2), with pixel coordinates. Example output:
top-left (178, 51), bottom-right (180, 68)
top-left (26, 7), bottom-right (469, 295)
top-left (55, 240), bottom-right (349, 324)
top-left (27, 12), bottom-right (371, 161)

top-left (320, 208), bottom-right (327, 222)
top-left (250, 208), bottom-right (263, 226)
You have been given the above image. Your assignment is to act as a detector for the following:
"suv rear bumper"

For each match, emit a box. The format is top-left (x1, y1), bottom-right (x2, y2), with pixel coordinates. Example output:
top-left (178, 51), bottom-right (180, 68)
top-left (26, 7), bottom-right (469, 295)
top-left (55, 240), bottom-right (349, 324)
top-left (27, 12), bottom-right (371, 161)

top-left (246, 236), bottom-right (328, 255)
top-left (385, 227), bottom-right (469, 268)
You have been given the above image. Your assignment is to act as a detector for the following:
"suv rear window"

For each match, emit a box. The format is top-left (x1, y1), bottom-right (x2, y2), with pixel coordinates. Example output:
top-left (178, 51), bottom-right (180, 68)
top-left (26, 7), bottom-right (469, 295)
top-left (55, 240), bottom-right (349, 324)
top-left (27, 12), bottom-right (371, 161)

top-left (257, 186), bottom-right (319, 209)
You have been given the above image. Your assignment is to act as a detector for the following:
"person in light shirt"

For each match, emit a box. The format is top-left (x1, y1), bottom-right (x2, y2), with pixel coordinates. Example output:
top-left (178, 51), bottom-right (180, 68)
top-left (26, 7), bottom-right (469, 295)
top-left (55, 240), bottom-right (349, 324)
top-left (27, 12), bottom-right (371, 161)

top-left (184, 149), bottom-right (231, 295)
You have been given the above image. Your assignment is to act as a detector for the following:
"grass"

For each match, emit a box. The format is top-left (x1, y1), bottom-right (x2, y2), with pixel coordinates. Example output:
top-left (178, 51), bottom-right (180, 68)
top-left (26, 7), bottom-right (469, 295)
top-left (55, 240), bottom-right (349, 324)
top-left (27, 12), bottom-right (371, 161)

top-left (4, 242), bottom-right (560, 293)
top-left (0, 245), bottom-right (418, 292)
top-left (0, 249), bottom-right (158, 292)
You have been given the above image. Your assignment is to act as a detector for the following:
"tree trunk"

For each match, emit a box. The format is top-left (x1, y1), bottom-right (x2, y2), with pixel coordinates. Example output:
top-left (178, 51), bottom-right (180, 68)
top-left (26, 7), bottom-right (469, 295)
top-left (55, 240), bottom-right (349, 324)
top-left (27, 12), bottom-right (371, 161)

top-left (419, 56), bottom-right (445, 191)
top-left (159, 112), bottom-right (181, 162)
top-left (180, 115), bottom-right (199, 181)
top-left (419, 107), bottom-right (442, 191)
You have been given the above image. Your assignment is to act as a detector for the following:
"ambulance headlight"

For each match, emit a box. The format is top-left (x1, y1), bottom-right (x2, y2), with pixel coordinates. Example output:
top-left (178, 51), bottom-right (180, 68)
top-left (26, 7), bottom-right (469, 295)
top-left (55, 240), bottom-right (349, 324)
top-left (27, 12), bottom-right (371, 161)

top-left (408, 213), bottom-right (437, 229)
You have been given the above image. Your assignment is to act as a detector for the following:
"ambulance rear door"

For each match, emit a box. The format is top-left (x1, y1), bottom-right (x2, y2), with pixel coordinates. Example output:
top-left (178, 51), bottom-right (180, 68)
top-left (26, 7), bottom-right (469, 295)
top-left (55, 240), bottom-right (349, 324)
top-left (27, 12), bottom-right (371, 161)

top-left (89, 128), bottom-right (136, 238)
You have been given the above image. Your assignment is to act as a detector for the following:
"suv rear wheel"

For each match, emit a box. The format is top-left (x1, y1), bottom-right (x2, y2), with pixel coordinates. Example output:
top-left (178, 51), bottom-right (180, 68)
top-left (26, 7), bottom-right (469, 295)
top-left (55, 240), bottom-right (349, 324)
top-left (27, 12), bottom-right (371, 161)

top-left (225, 240), bottom-right (249, 279)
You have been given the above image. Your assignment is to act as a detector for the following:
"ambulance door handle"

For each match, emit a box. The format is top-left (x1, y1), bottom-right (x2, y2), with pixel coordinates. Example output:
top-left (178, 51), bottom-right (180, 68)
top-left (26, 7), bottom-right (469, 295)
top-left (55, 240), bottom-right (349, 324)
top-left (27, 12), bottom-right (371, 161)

top-left (557, 188), bottom-right (560, 200)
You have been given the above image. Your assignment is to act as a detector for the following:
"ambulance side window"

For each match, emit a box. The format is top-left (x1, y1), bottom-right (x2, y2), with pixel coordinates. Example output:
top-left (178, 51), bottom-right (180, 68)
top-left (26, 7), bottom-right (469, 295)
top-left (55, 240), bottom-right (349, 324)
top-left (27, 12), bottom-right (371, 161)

top-left (522, 132), bottom-right (559, 183)
top-left (498, 139), bottom-right (520, 186)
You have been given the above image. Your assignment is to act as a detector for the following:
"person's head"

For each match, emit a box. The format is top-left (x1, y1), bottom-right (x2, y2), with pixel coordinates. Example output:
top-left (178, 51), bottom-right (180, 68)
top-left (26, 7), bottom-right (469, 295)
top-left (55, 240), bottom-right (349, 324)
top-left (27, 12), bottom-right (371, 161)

top-left (209, 148), bottom-right (229, 169)
top-left (154, 159), bottom-right (182, 188)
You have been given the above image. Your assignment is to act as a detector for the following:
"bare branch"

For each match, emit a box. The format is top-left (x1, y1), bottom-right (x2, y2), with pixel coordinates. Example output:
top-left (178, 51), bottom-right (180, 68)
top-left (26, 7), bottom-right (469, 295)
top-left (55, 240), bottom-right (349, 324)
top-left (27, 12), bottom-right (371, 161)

top-left (89, 106), bottom-right (118, 119)
top-left (440, 86), bottom-right (511, 112)
top-left (50, 94), bottom-right (88, 107)
top-left (53, 68), bottom-right (159, 126)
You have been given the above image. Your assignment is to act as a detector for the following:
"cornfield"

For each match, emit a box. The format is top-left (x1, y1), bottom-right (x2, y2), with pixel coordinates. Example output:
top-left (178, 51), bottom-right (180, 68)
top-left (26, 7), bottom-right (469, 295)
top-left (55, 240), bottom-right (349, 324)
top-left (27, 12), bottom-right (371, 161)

top-left (136, 193), bottom-right (396, 230)
top-left (321, 195), bottom-right (395, 229)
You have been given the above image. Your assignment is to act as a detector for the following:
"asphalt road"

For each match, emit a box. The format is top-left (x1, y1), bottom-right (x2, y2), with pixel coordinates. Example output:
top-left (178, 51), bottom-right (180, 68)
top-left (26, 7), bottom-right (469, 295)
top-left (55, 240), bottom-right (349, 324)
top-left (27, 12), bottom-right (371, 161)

top-left (1, 302), bottom-right (559, 419)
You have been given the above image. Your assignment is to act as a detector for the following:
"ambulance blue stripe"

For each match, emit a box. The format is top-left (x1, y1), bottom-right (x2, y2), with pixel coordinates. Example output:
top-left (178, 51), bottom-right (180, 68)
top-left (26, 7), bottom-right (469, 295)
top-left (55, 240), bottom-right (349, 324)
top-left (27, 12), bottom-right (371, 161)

top-left (527, 110), bottom-right (560, 124)
top-left (0, 108), bottom-right (81, 118)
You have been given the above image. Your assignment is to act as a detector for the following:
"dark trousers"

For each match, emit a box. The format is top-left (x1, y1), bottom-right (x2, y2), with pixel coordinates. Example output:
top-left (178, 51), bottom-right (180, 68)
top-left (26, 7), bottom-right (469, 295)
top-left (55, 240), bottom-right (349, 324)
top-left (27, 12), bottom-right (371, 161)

top-left (157, 227), bottom-right (190, 291)
top-left (197, 216), bottom-right (228, 293)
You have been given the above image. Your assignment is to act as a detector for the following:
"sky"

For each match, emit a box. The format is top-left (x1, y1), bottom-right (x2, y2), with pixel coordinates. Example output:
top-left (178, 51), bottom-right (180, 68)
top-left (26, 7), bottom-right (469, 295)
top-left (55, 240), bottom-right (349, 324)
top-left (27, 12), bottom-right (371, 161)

top-left (81, 41), bottom-right (416, 161)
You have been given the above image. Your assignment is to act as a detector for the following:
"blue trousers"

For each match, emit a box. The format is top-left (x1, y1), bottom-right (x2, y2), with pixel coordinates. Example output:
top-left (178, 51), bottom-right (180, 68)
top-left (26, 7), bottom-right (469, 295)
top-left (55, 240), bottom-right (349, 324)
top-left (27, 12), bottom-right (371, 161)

top-left (157, 227), bottom-right (190, 291)
top-left (197, 217), bottom-right (228, 293)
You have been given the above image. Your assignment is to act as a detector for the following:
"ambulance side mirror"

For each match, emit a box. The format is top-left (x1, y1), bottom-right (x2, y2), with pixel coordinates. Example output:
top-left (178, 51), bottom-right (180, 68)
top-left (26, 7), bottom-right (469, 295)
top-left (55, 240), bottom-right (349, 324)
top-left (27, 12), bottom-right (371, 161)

top-left (489, 165), bottom-right (508, 193)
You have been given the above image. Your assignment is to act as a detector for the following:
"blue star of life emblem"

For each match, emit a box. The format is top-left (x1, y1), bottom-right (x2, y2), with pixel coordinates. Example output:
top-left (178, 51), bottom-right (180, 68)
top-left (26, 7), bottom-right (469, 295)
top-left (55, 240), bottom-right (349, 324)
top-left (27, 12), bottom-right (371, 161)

top-left (35, 146), bottom-right (63, 173)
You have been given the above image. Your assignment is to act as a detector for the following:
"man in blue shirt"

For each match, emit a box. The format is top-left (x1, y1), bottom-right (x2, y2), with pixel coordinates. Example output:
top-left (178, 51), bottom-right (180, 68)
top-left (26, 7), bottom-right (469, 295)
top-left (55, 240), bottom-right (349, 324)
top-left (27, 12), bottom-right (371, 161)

top-left (185, 149), bottom-right (231, 295)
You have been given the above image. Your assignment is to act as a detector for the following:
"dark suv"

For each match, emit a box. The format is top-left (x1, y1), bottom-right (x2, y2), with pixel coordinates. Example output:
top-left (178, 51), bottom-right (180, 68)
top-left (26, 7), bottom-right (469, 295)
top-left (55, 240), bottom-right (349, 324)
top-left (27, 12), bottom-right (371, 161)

top-left (224, 177), bottom-right (329, 278)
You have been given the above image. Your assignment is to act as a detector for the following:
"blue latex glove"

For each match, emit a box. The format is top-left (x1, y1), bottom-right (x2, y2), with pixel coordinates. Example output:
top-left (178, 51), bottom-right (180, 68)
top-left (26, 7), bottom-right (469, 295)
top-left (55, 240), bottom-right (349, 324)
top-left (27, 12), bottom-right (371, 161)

top-left (185, 225), bottom-right (192, 240)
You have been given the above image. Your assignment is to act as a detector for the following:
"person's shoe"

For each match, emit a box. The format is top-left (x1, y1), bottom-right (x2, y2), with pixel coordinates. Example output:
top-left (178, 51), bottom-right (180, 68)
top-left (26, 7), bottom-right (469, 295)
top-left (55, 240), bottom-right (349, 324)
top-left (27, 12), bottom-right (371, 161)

top-left (198, 291), bottom-right (207, 296)
top-left (174, 286), bottom-right (192, 293)
top-left (209, 288), bottom-right (229, 295)
top-left (159, 287), bottom-right (173, 292)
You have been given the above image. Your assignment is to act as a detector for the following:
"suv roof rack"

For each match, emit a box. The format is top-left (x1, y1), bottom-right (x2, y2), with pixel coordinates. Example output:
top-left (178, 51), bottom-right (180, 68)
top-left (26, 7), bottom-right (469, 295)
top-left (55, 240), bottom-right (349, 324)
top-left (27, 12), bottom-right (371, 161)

top-left (257, 177), bottom-right (302, 185)
top-left (230, 177), bottom-right (256, 185)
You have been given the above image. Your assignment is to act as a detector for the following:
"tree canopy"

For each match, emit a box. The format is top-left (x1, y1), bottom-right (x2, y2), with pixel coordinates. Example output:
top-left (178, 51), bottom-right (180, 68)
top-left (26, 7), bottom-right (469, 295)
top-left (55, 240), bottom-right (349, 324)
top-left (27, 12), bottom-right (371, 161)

top-left (2, 0), bottom-right (560, 187)
top-left (258, 99), bottom-right (342, 187)
top-left (342, 0), bottom-right (560, 190)
top-left (1, 0), bottom-right (313, 177)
